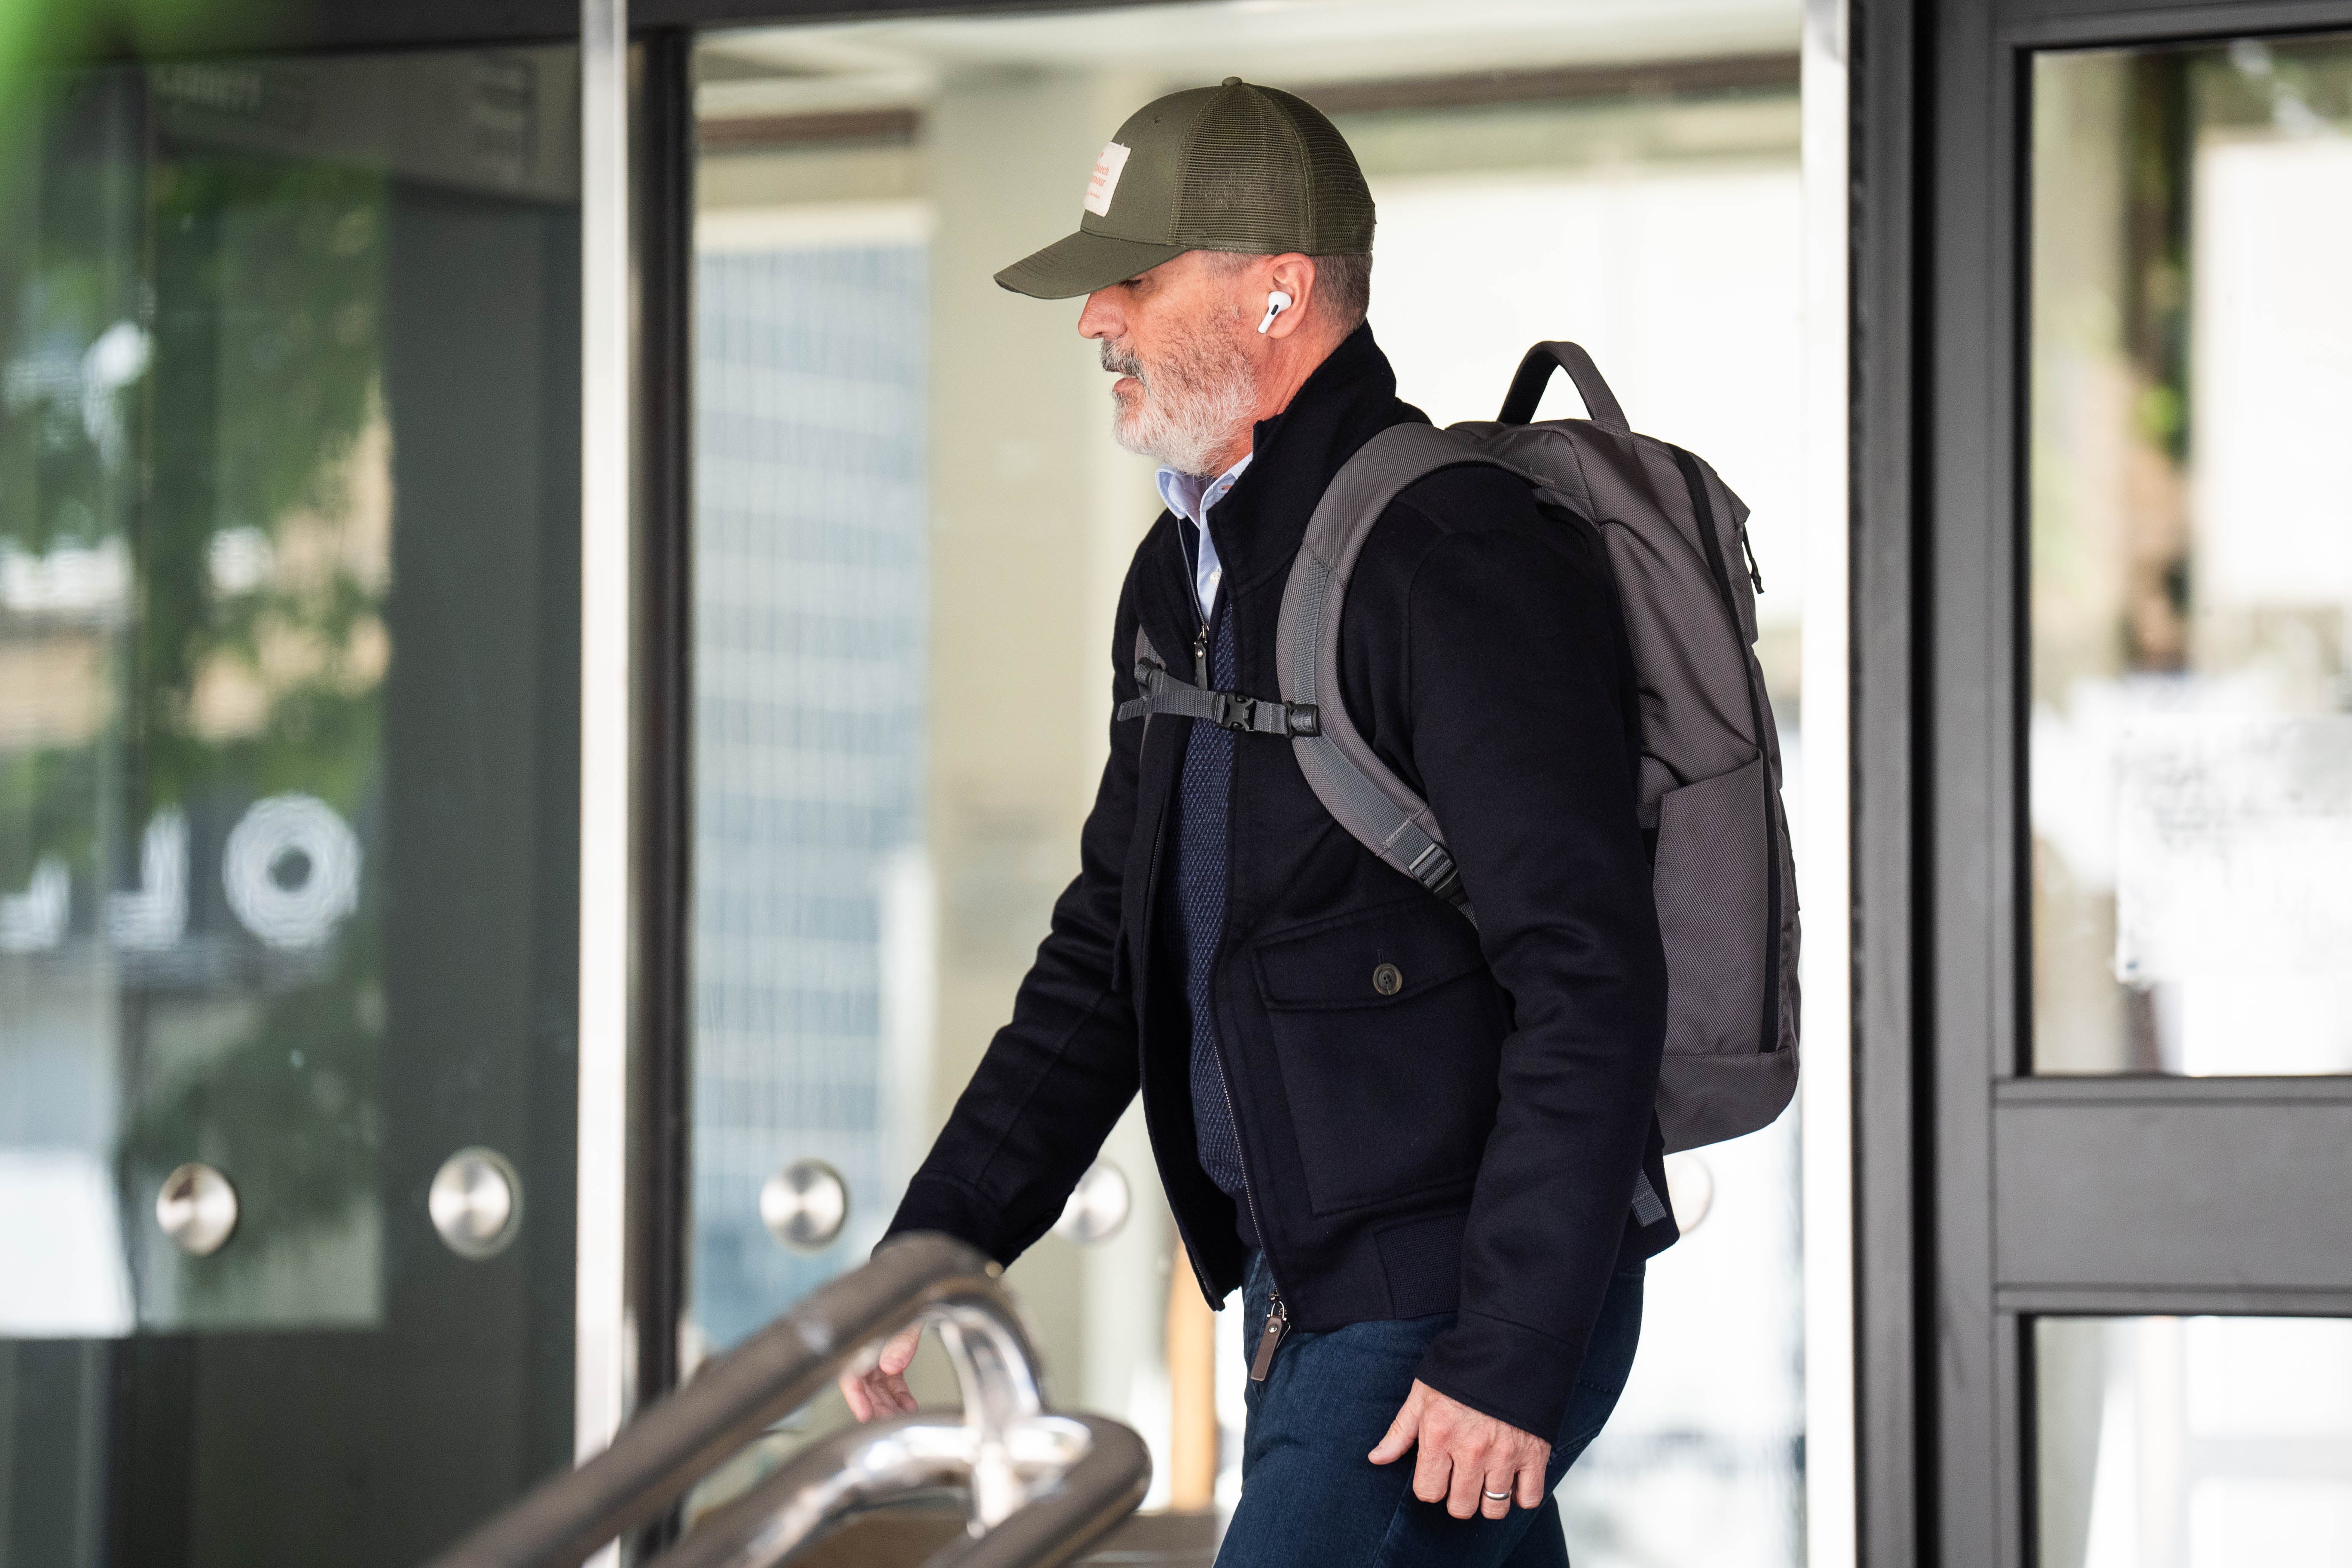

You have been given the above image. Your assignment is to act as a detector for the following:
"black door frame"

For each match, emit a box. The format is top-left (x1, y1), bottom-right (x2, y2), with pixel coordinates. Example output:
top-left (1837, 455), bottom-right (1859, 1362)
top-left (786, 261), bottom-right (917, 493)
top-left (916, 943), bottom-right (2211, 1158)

top-left (1854, 2), bottom-right (2352, 1564)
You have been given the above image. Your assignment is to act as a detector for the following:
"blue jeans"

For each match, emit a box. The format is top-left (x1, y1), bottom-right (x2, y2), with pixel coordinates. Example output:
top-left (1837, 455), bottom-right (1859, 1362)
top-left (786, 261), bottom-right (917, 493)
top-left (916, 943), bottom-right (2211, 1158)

top-left (1216, 1252), bottom-right (1644, 1568)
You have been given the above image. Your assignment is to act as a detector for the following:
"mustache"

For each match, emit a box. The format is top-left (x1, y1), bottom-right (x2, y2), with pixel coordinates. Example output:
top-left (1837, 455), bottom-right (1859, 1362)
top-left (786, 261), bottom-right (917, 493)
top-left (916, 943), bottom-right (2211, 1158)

top-left (1100, 340), bottom-right (1146, 382)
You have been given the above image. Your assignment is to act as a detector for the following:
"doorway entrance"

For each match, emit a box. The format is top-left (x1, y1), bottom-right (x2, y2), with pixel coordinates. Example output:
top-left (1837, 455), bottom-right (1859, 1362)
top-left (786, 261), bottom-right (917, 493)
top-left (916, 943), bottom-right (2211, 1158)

top-left (1855, 3), bottom-right (2352, 1563)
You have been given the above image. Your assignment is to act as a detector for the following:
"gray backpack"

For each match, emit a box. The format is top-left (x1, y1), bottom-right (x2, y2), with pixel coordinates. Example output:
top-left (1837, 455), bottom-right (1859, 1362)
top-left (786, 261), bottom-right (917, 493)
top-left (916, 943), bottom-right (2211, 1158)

top-left (1124, 342), bottom-right (1798, 1152)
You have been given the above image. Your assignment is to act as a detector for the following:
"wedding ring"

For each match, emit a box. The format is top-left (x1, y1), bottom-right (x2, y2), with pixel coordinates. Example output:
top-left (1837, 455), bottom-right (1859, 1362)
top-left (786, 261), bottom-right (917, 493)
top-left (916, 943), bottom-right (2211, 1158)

top-left (1483, 1489), bottom-right (1510, 1501)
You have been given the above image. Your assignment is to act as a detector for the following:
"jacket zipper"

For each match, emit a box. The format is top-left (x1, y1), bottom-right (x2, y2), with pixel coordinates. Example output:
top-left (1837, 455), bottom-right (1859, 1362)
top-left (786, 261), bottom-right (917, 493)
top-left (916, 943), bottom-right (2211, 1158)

top-left (1134, 589), bottom-right (1216, 1309)
top-left (1216, 1055), bottom-right (1287, 1379)
top-left (1250, 1286), bottom-right (1289, 1380)
top-left (1193, 585), bottom-right (1289, 1380)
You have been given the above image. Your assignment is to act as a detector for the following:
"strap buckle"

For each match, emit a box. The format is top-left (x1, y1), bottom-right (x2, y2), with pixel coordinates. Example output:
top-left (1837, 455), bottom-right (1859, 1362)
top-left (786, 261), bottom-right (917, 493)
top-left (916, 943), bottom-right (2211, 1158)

top-left (1406, 842), bottom-right (1465, 904)
top-left (1207, 693), bottom-right (1320, 737)
top-left (1207, 692), bottom-right (1255, 732)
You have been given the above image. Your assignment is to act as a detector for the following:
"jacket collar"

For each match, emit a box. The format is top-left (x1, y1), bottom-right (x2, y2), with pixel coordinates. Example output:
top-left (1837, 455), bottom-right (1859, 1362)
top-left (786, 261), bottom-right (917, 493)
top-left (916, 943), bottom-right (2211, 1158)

top-left (1205, 322), bottom-right (1426, 595)
top-left (1135, 324), bottom-right (1425, 661)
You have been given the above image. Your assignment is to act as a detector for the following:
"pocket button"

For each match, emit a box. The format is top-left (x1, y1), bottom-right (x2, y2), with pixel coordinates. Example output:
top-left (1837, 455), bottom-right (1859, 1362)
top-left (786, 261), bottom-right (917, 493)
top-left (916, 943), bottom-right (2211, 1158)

top-left (1371, 963), bottom-right (1404, 997)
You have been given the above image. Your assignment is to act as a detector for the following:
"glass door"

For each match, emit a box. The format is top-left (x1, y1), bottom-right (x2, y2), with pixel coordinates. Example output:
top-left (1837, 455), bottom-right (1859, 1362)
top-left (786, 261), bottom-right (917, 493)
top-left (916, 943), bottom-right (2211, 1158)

top-left (0, 46), bottom-right (583, 1567)
top-left (1881, 5), bottom-right (2352, 1563)
top-left (2021, 31), bottom-right (2352, 1568)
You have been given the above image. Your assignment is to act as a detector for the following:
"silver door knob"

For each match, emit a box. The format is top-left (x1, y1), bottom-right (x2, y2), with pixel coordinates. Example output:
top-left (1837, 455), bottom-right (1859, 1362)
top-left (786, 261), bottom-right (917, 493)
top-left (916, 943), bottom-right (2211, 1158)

top-left (156, 1162), bottom-right (238, 1256)
top-left (1054, 1159), bottom-right (1130, 1246)
top-left (430, 1147), bottom-right (523, 1259)
top-left (761, 1159), bottom-right (848, 1251)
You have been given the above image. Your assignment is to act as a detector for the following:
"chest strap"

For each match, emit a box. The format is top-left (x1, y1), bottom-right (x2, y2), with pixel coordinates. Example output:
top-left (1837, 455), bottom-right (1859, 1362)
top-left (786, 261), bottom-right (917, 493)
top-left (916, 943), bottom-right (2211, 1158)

top-left (1115, 630), bottom-right (1320, 738)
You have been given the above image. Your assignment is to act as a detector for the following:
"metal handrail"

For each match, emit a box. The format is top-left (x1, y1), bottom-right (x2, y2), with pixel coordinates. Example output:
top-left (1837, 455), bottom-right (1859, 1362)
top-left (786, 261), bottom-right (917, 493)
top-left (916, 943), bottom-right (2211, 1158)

top-left (649, 1413), bottom-right (1148, 1568)
top-left (422, 1233), bottom-right (1150, 1568)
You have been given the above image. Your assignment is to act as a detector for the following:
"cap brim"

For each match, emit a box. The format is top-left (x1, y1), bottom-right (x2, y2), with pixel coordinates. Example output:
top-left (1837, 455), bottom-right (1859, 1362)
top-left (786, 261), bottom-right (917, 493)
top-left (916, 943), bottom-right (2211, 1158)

top-left (995, 227), bottom-right (1188, 300)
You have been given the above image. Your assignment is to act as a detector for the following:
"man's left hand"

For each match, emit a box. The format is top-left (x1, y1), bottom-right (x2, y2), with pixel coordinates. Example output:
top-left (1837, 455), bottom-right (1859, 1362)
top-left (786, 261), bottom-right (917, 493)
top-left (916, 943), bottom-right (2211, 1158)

top-left (1368, 1378), bottom-right (1551, 1519)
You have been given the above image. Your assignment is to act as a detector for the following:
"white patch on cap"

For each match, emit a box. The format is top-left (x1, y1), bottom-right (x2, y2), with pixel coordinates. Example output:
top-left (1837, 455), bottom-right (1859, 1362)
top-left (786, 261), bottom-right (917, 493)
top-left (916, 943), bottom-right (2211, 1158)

top-left (1083, 141), bottom-right (1131, 217)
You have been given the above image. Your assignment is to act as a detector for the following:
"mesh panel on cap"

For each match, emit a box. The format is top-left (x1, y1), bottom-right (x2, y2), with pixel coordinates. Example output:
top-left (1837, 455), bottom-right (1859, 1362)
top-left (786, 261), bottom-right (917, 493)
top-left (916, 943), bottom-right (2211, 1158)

top-left (1285, 90), bottom-right (1376, 253)
top-left (1169, 83), bottom-right (1372, 254)
top-left (1171, 86), bottom-right (1304, 249)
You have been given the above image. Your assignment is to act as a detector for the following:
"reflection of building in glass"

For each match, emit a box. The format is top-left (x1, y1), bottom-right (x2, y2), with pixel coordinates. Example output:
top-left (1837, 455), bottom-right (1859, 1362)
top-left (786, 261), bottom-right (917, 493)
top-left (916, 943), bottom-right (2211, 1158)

top-left (691, 240), bottom-right (928, 1350)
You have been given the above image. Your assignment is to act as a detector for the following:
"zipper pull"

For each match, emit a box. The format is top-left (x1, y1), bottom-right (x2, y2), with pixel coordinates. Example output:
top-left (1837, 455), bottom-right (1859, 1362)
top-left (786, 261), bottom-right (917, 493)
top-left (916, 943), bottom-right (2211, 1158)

top-left (1249, 1292), bottom-right (1289, 1382)
top-left (1193, 623), bottom-right (1211, 688)
top-left (1740, 522), bottom-right (1765, 594)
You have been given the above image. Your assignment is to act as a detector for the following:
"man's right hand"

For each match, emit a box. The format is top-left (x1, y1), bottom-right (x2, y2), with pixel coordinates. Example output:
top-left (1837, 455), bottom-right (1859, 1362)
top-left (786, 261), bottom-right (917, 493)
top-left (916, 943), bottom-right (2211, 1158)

top-left (838, 1325), bottom-right (924, 1421)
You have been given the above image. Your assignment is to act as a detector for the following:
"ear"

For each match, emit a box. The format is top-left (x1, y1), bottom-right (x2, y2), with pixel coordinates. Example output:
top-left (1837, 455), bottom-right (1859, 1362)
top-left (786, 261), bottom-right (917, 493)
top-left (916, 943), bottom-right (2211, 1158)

top-left (1262, 254), bottom-right (1317, 341)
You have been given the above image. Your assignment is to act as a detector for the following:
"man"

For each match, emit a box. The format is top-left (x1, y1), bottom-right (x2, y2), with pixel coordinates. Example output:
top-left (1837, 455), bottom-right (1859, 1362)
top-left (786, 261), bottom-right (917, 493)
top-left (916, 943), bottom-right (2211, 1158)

top-left (841, 79), bottom-right (1675, 1567)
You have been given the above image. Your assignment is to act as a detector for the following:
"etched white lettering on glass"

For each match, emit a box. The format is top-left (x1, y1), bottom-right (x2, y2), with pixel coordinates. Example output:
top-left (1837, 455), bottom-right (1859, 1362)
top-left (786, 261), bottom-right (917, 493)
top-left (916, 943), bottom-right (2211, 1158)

top-left (0, 856), bottom-right (69, 952)
top-left (105, 809), bottom-right (187, 950)
top-left (221, 793), bottom-right (363, 949)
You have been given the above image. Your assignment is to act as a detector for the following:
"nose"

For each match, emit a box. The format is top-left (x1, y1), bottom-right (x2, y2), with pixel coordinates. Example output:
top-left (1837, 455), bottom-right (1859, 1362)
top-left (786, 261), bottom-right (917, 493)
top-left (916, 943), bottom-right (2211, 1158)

top-left (1077, 289), bottom-right (1119, 340)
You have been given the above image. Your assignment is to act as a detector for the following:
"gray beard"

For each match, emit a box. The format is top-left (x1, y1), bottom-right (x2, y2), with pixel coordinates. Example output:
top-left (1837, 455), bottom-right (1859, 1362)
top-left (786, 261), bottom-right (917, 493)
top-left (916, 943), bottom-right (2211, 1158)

top-left (1103, 331), bottom-right (1256, 477)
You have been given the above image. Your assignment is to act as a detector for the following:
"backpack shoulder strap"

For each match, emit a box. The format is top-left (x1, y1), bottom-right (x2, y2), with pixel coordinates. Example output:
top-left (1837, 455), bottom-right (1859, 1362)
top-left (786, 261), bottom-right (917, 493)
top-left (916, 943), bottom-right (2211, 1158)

top-left (1274, 422), bottom-right (1525, 924)
top-left (1274, 419), bottom-right (1686, 1224)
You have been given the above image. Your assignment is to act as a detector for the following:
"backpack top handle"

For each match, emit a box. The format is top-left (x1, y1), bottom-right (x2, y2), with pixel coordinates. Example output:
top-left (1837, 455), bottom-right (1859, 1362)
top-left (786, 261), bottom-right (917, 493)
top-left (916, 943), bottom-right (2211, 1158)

top-left (1497, 340), bottom-right (1631, 434)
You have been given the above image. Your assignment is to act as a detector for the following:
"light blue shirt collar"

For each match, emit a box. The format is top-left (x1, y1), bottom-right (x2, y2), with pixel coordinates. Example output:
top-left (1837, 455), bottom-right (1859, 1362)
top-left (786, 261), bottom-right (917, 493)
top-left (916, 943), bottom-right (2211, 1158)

top-left (1156, 454), bottom-right (1252, 623)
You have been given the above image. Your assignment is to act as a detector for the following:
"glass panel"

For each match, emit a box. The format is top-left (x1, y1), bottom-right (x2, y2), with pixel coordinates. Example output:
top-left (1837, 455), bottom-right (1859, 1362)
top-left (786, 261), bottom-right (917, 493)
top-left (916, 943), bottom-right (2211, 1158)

top-left (0, 49), bottom-right (580, 1565)
top-left (2029, 38), bottom-right (2352, 1075)
top-left (688, 9), bottom-right (1806, 1563)
top-left (691, 235), bottom-right (931, 1349)
top-left (2037, 1316), bottom-right (2352, 1568)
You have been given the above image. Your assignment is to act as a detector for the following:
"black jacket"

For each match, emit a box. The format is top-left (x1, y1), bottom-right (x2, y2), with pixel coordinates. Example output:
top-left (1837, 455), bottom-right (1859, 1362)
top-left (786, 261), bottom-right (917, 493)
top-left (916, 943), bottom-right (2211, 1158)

top-left (885, 325), bottom-right (1674, 1439)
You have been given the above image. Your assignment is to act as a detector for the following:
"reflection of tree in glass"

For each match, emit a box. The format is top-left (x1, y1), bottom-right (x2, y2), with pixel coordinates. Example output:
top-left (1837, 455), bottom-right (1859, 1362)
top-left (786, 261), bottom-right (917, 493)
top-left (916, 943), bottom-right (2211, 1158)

top-left (125, 904), bottom-right (385, 1247)
top-left (3, 71), bottom-right (398, 1296)
top-left (133, 151), bottom-right (387, 809)
top-left (0, 78), bottom-right (135, 558)
top-left (0, 75), bottom-right (147, 899)
top-left (122, 137), bottom-right (393, 1293)
top-left (3, 86), bottom-right (389, 856)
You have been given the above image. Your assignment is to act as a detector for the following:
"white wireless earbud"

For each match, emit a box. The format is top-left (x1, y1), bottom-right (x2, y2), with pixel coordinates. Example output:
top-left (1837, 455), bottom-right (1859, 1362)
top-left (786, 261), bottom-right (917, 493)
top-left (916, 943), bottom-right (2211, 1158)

top-left (1256, 289), bottom-right (1293, 334)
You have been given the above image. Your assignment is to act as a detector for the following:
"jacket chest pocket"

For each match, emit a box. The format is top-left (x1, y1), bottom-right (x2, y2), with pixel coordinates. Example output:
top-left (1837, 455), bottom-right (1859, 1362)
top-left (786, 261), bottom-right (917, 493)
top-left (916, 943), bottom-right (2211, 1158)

top-left (1251, 899), bottom-right (1504, 1217)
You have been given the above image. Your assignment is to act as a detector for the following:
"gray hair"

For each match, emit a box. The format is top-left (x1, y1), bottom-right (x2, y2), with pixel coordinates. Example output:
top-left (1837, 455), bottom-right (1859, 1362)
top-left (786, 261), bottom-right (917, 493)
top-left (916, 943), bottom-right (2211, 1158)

top-left (1311, 252), bottom-right (1372, 331)
top-left (1204, 248), bottom-right (1373, 332)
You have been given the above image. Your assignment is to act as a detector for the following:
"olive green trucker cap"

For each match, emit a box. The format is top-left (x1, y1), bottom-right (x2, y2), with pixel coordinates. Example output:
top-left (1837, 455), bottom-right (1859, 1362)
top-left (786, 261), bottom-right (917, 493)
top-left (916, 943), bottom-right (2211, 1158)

top-left (995, 76), bottom-right (1374, 300)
